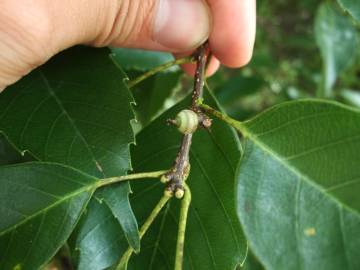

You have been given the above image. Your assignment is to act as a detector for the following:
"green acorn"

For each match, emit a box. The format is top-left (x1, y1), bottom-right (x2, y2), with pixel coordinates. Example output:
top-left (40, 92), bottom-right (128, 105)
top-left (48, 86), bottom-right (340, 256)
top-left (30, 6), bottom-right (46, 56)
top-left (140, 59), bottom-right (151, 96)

top-left (175, 110), bottom-right (199, 134)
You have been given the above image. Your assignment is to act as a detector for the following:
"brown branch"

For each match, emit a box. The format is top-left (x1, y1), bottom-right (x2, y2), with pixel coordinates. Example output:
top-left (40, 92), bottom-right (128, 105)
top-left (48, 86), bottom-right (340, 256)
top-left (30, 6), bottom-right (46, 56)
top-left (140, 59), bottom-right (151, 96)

top-left (164, 42), bottom-right (210, 195)
top-left (191, 42), bottom-right (210, 109)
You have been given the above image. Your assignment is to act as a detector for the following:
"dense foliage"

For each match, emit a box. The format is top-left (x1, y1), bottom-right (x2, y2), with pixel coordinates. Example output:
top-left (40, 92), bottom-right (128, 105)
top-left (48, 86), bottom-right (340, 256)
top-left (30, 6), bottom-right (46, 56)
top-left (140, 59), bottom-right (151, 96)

top-left (1, 1), bottom-right (360, 270)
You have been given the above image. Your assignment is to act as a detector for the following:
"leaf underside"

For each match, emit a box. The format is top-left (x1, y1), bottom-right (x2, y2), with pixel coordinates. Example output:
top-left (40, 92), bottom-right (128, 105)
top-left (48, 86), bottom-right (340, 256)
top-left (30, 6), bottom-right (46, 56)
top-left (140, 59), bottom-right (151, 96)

top-left (237, 100), bottom-right (360, 270)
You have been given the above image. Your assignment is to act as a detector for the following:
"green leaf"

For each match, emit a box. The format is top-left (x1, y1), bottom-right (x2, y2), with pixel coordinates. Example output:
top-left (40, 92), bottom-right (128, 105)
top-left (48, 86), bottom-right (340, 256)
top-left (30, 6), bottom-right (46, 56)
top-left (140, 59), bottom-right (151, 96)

top-left (337, 0), bottom-right (360, 22)
top-left (213, 76), bottom-right (265, 120)
top-left (130, 70), bottom-right (182, 126)
top-left (240, 251), bottom-right (264, 270)
top-left (0, 162), bottom-right (97, 270)
top-left (0, 47), bottom-right (139, 257)
top-left (127, 91), bottom-right (247, 269)
top-left (111, 48), bottom-right (176, 72)
top-left (0, 135), bottom-right (29, 166)
top-left (0, 46), bottom-right (134, 178)
top-left (236, 100), bottom-right (360, 270)
top-left (97, 186), bottom-right (140, 252)
top-left (69, 199), bottom-right (129, 270)
top-left (315, 2), bottom-right (358, 97)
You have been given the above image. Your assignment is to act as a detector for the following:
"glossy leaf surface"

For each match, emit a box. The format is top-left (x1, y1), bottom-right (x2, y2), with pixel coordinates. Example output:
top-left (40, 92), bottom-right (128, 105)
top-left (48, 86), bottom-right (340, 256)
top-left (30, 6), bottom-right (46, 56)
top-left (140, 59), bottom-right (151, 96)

top-left (0, 47), bottom-right (139, 258)
top-left (0, 163), bottom-right (97, 270)
top-left (70, 198), bottom-right (128, 270)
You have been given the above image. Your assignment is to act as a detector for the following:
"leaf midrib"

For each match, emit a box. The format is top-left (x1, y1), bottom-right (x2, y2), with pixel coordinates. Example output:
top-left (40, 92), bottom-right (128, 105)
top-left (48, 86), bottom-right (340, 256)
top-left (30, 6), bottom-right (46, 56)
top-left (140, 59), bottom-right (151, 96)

top-left (242, 131), bottom-right (360, 219)
top-left (0, 182), bottom-right (97, 237)
top-left (38, 71), bottom-right (105, 177)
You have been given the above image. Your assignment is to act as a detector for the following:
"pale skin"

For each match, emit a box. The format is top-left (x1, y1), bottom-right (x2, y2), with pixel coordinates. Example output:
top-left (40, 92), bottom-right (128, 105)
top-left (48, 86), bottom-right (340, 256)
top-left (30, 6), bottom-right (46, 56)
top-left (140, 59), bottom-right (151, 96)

top-left (0, 0), bottom-right (256, 92)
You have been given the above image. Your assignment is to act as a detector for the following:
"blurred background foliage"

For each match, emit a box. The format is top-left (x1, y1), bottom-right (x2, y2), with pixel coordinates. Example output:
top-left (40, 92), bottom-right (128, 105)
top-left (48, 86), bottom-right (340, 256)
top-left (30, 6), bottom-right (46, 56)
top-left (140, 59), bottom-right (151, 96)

top-left (211, 0), bottom-right (360, 120)
top-left (210, 0), bottom-right (355, 117)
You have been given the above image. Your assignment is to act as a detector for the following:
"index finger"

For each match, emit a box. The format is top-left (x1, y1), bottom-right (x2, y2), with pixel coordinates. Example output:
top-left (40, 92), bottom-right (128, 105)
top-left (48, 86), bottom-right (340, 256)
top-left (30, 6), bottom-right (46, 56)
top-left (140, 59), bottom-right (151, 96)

top-left (207, 0), bottom-right (256, 67)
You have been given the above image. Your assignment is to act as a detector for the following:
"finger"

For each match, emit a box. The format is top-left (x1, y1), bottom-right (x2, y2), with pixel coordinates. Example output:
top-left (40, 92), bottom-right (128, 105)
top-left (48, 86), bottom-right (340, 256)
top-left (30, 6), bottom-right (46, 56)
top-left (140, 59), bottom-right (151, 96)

top-left (47, 0), bottom-right (212, 53)
top-left (182, 56), bottom-right (220, 77)
top-left (0, 0), bottom-right (213, 90)
top-left (206, 0), bottom-right (256, 67)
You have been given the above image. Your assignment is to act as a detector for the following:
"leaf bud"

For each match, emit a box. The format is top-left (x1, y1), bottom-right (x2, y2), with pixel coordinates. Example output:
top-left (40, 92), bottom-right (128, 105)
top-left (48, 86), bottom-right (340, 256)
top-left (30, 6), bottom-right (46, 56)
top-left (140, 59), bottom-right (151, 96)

top-left (175, 188), bottom-right (185, 199)
top-left (164, 188), bottom-right (174, 198)
top-left (160, 174), bottom-right (171, 184)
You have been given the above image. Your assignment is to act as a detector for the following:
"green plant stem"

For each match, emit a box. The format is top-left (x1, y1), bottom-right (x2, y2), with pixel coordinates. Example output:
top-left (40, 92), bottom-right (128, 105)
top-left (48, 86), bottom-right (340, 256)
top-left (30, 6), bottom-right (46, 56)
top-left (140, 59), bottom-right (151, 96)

top-left (116, 193), bottom-right (172, 270)
top-left (98, 170), bottom-right (168, 188)
top-left (198, 102), bottom-right (246, 132)
top-left (128, 56), bottom-right (194, 88)
top-left (174, 184), bottom-right (192, 270)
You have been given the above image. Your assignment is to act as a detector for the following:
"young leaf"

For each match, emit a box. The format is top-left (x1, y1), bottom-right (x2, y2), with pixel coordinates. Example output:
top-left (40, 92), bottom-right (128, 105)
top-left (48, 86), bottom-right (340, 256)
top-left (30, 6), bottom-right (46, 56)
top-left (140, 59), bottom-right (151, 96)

top-left (126, 92), bottom-right (247, 269)
top-left (0, 47), bottom-right (139, 254)
top-left (0, 162), bottom-right (97, 270)
top-left (315, 2), bottom-right (358, 97)
top-left (337, 0), bottom-right (360, 22)
top-left (236, 100), bottom-right (360, 270)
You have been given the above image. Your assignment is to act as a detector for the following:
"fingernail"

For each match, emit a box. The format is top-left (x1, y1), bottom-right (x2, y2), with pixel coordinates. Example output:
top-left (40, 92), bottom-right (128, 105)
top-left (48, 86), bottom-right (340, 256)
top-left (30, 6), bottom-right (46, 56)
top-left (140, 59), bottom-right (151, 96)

top-left (153, 0), bottom-right (211, 51)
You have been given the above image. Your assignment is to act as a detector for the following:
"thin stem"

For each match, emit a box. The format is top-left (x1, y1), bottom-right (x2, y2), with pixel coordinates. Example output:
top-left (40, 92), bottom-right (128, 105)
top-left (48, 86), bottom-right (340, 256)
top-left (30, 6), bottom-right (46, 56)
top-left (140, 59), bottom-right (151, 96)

top-left (198, 102), bottom-right (245, 133)
top-left (128, 56), bottom-right (194, 88)
top-left (98, 170), bottom-right (168, 188)
top-left (174, 184), bottom-right (192, 270)
top-left (191, 42), bottom-right (209, 109)
top-left (165, 42), bottom-right (210, 189)
top-left (116, 193), bottom-right (172, 270)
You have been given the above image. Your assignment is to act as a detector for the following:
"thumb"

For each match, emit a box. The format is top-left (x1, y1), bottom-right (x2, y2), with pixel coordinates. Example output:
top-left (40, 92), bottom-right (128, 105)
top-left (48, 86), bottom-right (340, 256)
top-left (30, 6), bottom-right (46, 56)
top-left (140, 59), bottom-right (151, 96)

top-left (0, 0), bottom-right (211, 90)
top-left (52, 0), bottom-right (211, 52)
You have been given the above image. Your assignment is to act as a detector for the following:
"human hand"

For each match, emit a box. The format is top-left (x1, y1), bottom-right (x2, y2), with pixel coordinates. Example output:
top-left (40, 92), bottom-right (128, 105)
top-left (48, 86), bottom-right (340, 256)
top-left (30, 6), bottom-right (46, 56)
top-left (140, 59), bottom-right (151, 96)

top-left (0, 0), bottom-right (256, 91)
